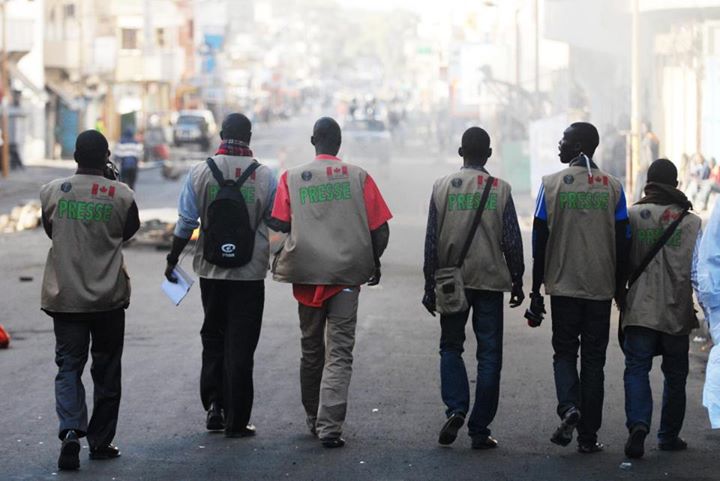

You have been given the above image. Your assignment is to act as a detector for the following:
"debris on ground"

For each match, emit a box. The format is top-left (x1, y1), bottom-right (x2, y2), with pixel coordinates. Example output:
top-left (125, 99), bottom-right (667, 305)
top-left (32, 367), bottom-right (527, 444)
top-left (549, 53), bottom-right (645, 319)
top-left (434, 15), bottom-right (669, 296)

top-left (130, 219), bottom-right (176, 248)
top-left (0, 201), bottom-right (41, 233)
top-left (130, 219), bottom-right (198, 248)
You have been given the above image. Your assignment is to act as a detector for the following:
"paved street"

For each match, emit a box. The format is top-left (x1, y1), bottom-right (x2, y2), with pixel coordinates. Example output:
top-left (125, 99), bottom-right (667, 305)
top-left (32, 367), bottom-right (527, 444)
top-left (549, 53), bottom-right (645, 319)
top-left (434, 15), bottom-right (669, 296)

top-left (1, 118), bottom-right (718, 481)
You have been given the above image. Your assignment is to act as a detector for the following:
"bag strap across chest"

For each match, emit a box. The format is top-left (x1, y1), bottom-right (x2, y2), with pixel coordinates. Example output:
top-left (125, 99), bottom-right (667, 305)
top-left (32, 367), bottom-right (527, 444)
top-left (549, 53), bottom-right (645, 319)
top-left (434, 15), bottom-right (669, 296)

top-left (456, 176), bottom-right (495, 268)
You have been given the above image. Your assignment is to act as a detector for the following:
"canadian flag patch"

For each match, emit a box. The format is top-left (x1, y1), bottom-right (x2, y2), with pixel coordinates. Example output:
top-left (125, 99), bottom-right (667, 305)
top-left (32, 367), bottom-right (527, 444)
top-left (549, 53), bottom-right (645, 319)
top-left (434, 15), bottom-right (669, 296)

top-left (326, 165), bottom-right (349, 180)
top-left (477, 176), bottom-right (499, 187)
top-left (91, 183), bottom-right (115, 198)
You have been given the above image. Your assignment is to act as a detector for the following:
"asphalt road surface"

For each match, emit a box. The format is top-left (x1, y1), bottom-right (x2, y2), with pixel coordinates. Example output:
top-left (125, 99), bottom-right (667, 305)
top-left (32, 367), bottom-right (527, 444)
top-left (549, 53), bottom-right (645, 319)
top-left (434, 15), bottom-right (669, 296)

top-left (1, 117), bottom-right (718, 481)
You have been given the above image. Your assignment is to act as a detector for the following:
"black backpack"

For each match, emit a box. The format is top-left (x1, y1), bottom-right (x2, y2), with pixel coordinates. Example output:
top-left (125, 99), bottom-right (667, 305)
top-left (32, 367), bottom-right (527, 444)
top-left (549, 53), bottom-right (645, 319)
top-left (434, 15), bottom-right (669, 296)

top-left (203, 157), bottom-right (260, 268)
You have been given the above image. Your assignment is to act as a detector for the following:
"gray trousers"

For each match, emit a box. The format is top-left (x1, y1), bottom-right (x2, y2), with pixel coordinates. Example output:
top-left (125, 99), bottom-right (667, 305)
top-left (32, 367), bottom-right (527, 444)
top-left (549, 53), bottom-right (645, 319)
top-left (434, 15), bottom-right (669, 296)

top-left (298, 288), bottom-right (359, 440)
top-left (52, 310), bottom-right (124, 447)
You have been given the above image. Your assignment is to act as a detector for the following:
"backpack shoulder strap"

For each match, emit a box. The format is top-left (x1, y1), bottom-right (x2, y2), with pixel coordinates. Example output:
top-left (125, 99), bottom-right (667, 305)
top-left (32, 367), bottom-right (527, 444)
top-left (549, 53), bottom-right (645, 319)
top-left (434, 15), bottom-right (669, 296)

top-left (627, 208), bottom-right (690, 288)
top-left (206, 157), bottom-right (226, 185)
top-left (236, 161), bottom-right (260, 188)
top-left (456, 176), bottom-right (495, 268)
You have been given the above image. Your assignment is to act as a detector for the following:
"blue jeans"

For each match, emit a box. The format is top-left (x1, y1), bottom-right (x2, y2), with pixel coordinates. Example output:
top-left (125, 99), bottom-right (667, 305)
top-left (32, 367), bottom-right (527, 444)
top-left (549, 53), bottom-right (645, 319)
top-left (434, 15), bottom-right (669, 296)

top-left (623, 326), bottom-right (689, 442)
top-left (439, 289), bottom-right (503, 438)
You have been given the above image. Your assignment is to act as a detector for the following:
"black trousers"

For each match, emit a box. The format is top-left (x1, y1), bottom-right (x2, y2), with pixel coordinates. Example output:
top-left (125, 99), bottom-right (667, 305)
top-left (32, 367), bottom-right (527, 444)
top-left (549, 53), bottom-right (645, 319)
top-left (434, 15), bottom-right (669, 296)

top-left (551, 296), bottom-right (611, 445)
top-left (120, 168), bottom-right (137, 190)
top-left (199, 278), bottom-right (264, 433)
top-left (53, 309), bottom-right (125, 447)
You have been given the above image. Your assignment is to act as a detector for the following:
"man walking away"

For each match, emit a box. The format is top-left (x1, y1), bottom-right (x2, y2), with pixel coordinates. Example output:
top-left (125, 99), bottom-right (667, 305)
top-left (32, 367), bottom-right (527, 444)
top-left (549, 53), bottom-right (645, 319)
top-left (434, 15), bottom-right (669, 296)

top-left (268, 117), bottom-right (392, 448)
top-left (622, 159), bottom-right (701, 459)
top-left (164, 113), bottom-right (277, 438)
top-left (422, 127), bottom-right (525, 449)
top-left (113, 128), bottom-right (143, 190)
top-left (40, 130), bottom-right (140, 471)
top-left (529, 122), bottom-right (630, 454)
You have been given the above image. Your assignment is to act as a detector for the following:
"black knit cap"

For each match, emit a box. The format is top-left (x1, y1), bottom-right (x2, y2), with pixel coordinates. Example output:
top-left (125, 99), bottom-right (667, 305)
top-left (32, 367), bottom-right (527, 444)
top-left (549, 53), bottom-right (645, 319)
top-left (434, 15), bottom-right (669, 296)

top-left (647, 158), bottom-right (678, 186)
top-left (75, 130), bottom-right (109, 168)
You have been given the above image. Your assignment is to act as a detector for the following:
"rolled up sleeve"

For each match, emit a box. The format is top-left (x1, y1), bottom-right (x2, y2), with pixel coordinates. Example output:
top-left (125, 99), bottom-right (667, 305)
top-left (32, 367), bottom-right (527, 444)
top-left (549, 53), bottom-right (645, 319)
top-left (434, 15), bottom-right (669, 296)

top-left (174, 172), bottom-right (201, 239)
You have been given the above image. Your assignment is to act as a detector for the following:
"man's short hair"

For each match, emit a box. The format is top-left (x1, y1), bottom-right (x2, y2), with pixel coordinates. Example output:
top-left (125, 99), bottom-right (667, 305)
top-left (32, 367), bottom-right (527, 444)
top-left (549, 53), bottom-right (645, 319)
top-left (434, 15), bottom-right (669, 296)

top-left (461, 127), bottom-right (491, 159)
top-left (75, 130), bottom-right (109, 168)
top-left (221, 113), bottom-right (252, 142)
top-left (570, 122), bottom-right (600, 155)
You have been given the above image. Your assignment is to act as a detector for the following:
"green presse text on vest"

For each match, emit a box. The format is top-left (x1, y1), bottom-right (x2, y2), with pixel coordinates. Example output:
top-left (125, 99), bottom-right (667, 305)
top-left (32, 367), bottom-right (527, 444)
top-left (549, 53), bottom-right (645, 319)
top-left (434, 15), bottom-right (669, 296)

top-left (57, 199), bottom-right (113, 223)
top-left (559, 192), bottom-right (610, 210)
top-left (299, 181), bottom-right (352, 205)
top-left (637, 227), bottom-right (682, 248)
top-left (209, 186), bottom-right (256, 203)
top-left (447, 193), bottom-right (498, 211)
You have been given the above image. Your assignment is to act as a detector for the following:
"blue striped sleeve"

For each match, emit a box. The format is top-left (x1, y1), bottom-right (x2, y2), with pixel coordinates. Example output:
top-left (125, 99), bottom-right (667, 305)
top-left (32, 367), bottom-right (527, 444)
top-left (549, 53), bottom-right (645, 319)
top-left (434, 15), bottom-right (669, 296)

top-left (534, 184), bottom-right (548, 220)
top-left (615, 187), bottom-right (629, 221)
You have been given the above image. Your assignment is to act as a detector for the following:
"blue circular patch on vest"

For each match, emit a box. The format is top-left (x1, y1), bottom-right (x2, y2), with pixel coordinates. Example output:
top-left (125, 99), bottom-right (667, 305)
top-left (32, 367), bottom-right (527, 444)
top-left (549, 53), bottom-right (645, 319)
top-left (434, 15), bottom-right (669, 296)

top-left (451, 178), bottom-right (463, 188)
top-left (640, 209), bottom-right (651, 219)
top-left (301, 171), bottom-right (312, 181)
top-left (61, 182), bottom-right (72, 193)
top-left (563, 175), bottom-right (574, 185)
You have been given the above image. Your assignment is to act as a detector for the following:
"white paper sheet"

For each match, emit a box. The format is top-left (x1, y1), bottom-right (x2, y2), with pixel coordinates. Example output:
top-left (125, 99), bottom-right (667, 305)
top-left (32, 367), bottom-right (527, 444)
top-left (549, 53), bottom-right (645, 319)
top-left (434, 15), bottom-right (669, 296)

top-left (161, 265), bottom-right (194, 306)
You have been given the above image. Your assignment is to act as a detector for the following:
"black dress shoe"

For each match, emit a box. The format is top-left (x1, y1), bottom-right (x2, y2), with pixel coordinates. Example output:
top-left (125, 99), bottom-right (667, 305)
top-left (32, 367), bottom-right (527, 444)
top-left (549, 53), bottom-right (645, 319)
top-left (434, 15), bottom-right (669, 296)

top-left (58, 430), bottom-right (80, 470)
top-left (89, 444), bottom-right (121, 460)
top-left (225, 424), bottom-right (256, 438)
top-left (321, 437), bottom-right (346, 449)
top-left (206, 402), bottom-right (225, 431)
top-left (577, 441), bottom-right (604, 454)
top-left (438, 412), bottom-right (465, 446)
top-left (659, 437), bottom-right (688, 451)
top-left (550, 407), bottom-right (581, 447)
top-left (625, 424), bottom-right (648, 459)
top-left (471, 435), bottom-right (498, 450)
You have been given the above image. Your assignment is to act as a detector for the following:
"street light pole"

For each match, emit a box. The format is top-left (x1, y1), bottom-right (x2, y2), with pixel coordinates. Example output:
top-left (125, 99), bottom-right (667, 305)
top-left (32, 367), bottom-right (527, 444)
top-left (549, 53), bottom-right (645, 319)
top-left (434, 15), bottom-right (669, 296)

top-left (1, 0), bottom-right (10, 178)
top-left (629, 0), bottom-right (640, 197)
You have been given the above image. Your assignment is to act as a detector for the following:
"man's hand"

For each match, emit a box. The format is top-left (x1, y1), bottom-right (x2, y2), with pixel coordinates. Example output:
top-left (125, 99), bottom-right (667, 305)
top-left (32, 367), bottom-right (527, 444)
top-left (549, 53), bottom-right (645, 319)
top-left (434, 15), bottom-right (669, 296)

top-left (614, 286), bottom-right (627, 311)
top-left (525, 292), bottom-right (546, 328)
top-left (367, 266), bottom-right (381, 286)
top-left (509, 283), bottom-right (525, 308)
top-left (422, 291), bottom-right (436, 317)
top-left (165, 256), bottom-right (178, 283)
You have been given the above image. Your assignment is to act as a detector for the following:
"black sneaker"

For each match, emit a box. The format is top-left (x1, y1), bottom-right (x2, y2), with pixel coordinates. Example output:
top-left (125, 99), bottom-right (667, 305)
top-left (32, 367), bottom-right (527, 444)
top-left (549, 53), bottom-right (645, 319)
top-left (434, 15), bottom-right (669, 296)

top-left (58, 430), bottom-right (80, 471)
top-left (577, 441), bottom-right (604, 454)
top-left (471, 435), bottom-right (498, 450)
top-left (89, 444), bottom-right (121, 460)
top-left (438, 412), bottom-right (465, 446)
top-left (225, 424), bottom-right (256, 438)
top-left (321, 437), bottom-right (346, 449)
top-left (206, 402), bottom-right (224, 431)
top-left (659, 437), bottom-right (688, 451)
top-left (625, 424), bottom-right (648, 459)
top-left (550, 407), bottom-right (581, 447)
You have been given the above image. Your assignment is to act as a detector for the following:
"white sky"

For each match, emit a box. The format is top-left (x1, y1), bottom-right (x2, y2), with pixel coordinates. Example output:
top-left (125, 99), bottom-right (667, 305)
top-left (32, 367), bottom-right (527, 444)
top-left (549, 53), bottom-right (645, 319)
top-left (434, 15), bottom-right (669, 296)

top-left (335, 0), bottom-right (489, 15)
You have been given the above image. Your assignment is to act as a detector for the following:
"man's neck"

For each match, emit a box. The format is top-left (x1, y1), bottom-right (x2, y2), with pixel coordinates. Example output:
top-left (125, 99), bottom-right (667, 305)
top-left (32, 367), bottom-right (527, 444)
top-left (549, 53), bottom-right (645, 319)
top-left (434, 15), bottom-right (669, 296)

top-left (462, 161), bottom-right (487, 172)
top-left (76, 167), bottom-right (104, 176)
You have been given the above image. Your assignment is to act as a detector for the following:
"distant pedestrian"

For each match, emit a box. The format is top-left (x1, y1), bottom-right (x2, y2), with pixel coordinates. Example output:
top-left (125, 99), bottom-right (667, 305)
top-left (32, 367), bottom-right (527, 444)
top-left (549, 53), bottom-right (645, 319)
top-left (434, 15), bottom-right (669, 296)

top-left (113, 129), bottom-right (143, 190)
top-left (634, 122), bottom-right (660, 201)
top-left (529, 122), bottom-right (630, 454)
top-left (621, 159), bottom-right (701, 459)
top-left (164, 113), bottom-right (277, 438)
top-left (40, 130), bottom-right (140, 471)
top-left (268, 117), bottom-right (392, 448)
top-left (423, 127), bottom-right (525, 449)
top-left (696, 202), bottom-right (720, 428)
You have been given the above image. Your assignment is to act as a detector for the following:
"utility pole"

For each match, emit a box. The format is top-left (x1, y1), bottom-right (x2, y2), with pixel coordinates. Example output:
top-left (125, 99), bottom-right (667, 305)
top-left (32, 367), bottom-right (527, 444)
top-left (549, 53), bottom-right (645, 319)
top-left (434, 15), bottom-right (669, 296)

top-left (1, 0), bottom-right (10, 178)
top-left (629, 0), bottom-right (640, 197)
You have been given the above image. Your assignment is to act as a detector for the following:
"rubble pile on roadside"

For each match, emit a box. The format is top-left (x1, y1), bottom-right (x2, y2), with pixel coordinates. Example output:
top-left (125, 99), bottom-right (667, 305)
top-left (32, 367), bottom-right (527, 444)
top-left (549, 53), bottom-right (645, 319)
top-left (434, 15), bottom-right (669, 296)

top-left (0, 201), bottom-right (42, 233)
top-left (131, 219), bottom-right (176, 248)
